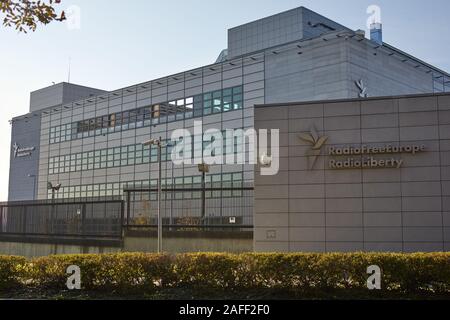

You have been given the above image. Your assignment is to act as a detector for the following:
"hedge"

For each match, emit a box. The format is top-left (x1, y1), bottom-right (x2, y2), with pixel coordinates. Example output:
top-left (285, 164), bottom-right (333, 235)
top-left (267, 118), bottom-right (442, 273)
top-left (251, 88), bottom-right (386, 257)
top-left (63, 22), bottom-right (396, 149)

top-left (0, 255), bottom-right (27, 290)
top-left (29, 253), bottom-right (175, 291)
top-left (0, 253), bottom-right (449, 297)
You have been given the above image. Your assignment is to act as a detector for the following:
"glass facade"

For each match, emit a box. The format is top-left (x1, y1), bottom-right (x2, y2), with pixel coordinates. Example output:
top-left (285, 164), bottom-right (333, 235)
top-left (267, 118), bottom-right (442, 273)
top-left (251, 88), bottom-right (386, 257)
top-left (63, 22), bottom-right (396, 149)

top-left (49, 141), bottom-right (172, 174)
top-left (46, 86), bottom-right (247, 200)
top-left (48, 131), bottom-right (245, 175)
top-left (49, 86), bottom-right (243, 144)
top-left (47, 172), bottom-right (244, 200)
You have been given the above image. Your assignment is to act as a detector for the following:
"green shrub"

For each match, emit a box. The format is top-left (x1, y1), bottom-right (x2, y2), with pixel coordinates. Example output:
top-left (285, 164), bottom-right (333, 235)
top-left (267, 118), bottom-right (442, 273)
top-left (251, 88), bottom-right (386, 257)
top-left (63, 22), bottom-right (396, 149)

top-left (0, 252), bottom-right (449, 298)
top-left (29, 253), bottom-right (174, 292)
top-left (174, 253), bottom-right (242, 289)
top-left (0, 255), bottom-right (27, 290)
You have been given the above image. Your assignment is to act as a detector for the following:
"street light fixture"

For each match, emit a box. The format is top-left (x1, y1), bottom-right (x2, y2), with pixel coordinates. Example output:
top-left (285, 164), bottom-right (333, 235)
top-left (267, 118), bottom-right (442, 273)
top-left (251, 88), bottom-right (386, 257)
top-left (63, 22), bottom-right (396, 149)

top-left (47, 182), bottom-right (62, 234)
top-left (142, 137), bottom-right (164, 253)
top-left (47, 182), bottom-right (62, 200)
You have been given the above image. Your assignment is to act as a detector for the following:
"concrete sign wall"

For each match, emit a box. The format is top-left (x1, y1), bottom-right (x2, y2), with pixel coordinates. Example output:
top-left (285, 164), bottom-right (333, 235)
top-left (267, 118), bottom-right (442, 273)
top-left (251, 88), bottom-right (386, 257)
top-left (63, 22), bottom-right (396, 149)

top-left (254, 93), bottom-right (450, 253)
top-left (8, 115), bottom-right (41, 201)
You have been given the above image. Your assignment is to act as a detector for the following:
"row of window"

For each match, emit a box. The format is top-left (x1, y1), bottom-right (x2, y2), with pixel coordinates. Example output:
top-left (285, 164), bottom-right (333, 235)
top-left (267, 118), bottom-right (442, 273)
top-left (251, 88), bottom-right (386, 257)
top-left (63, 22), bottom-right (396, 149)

top-left (49, 86), bottom-right (243, 144)
top-left (46, 172), bottom-right (244, 200)
top-left (48, 132), bottom-right (246, 175)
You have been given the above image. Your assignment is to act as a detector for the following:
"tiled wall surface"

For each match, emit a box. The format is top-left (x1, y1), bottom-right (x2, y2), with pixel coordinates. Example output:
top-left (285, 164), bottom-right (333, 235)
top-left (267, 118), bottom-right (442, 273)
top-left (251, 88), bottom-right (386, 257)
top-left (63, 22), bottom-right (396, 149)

top-left (254, 93), bottom-right (450, 252)
top-left (228, 7), bottom-right (347, 59)
top-left (36, 54), bottom-right (265, 201)
top-left (8, 115), bottom-right (41, 201)
top-left (264, 35), bottom-right (437, 105)
top-left (30, 83), bottom-right (106, 113)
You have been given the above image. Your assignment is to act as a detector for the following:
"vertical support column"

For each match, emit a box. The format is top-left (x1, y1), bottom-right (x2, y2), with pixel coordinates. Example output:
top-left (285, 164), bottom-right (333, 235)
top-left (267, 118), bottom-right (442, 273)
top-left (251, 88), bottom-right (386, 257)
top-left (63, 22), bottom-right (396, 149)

top-left (22, 206), bottom-right (27, 234)
top-left (126, 190), bottom-right (131, 226)
top-left (201, 170), bottom-right (206, 224)
top-left (0, 206), bottom-right (3, 234)
top-left (120, 200), bottom-right (125, 238)
top-left (157, 138), bottom-right (162, 253)
top-left (51, 190), bottom-right (55, 235)
top-left (81, 203), bottom-right (86, 236)
top-left (198, 163), bottom-right (209, 225)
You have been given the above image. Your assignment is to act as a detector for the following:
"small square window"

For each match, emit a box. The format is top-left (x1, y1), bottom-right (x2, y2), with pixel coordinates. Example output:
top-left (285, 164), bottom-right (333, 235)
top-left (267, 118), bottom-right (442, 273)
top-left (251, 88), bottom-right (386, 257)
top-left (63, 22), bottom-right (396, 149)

top-left (233, 86), bottom-right (242, 94)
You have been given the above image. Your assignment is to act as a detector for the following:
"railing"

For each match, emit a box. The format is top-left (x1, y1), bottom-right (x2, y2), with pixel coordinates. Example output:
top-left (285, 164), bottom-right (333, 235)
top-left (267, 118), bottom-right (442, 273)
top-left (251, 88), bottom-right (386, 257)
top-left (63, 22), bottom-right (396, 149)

top-left (0, 185), bottom-right (254, 243)
top-left (0, 198), bottom-right (124, 239)
top-left (123, 186), bottom-right (254, 232)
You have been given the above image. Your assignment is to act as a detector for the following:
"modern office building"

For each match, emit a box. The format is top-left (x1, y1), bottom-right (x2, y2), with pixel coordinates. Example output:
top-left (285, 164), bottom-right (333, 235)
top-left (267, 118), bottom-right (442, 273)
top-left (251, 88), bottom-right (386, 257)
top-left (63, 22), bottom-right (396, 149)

top-left (5, 7), bottom-right (450, 253)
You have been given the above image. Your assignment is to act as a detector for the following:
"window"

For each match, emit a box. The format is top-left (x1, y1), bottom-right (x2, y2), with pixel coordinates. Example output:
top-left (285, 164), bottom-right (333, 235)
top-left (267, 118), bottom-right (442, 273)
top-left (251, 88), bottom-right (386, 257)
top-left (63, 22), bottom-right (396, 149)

top-left (122, 111), bottom-right (130, 130)
top-left (222, 173), bottom-right (232, 197)
top-left (233, 86), bottom-right (243, 110)
top-left (193, 95), bottom-right (203, 117)
top-left (143, 107), bottom-right (151, 126)
top-left (78, 120), bottom-right (88, 134)
top-left (49, 171), bottom-right (244, 200)
top-left (233, 172), bottom-right (243, 196)
top-left (143, 144), bottom-right (150, 163)
top-left (136, 109), bottom-right (144, 127)
top-left (129, 110), bottom-right (137, 129)
top-left (176, 99), bottom-right (185, 121)
top-left (117, 112), bottom-right (124, 127)
top-left (101, 116), bottom-right (109, 134)
top-left (49, 86), bottom-right (243, 144)
top-left (152, 104), bottom-right (160, 118)
top-left (168, 101), bottom-right (177, 122)
top-left (223, 89), bottom-right (232, 112)
top-left (203, 99), bottom-right (212, 115)
top-left (212, 90), bottom-right (222, 113)
top-left (88, 118), bottom-right (96, 133)
top-left (203, 92), bottom-right (212, 115)
top-left (109, 114), bottom-right (116, 128)
top-left (185, 97), bottom-right (193, 119)
top-left (95, 117), bottom-right (102, 135)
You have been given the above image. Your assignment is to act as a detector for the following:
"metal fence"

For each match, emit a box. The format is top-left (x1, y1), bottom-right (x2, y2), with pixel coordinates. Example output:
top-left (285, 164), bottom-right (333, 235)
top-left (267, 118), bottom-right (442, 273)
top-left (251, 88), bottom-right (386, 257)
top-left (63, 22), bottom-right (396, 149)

top-left (0, 198), bottom-right (124, 239)
top-left (124, 186), bottom-right (254, 231)
top-left (0, 185), bottom-right (253, 240)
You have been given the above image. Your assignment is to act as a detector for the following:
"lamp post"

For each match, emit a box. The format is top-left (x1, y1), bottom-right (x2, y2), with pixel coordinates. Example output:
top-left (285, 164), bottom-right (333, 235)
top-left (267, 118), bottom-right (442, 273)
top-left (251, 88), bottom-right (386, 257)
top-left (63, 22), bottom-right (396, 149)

top-left (142, 137), bottom-right (163, 253)
top-left (47, 182), bottom-right (62, 233)
top-left (198, 163), bottom-right (210, 224)
top-left (169, 159), bottom-right (174, 226)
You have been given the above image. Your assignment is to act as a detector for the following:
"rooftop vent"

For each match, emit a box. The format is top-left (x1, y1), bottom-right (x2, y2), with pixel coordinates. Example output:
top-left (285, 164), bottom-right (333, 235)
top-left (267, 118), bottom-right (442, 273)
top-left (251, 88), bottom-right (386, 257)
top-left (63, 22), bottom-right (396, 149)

top-left (355, 29), bottom-right (366, 37)
top-left (370, 23), bottom-right (383, 45)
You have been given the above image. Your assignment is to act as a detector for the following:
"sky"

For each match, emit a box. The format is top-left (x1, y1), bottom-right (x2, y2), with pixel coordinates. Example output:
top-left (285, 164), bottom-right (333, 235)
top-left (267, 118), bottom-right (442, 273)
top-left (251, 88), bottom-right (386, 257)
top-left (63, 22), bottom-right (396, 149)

top-left (0, 0), bottom-right (449, 201)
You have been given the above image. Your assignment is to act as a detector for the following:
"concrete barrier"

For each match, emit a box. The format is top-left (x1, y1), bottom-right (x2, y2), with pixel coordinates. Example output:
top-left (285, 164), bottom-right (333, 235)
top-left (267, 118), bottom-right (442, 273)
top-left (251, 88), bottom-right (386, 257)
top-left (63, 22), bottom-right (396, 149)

top-left (0, 241), bottom-right (121, 258)
top-left (0, 231), bottom-right (254, 257)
